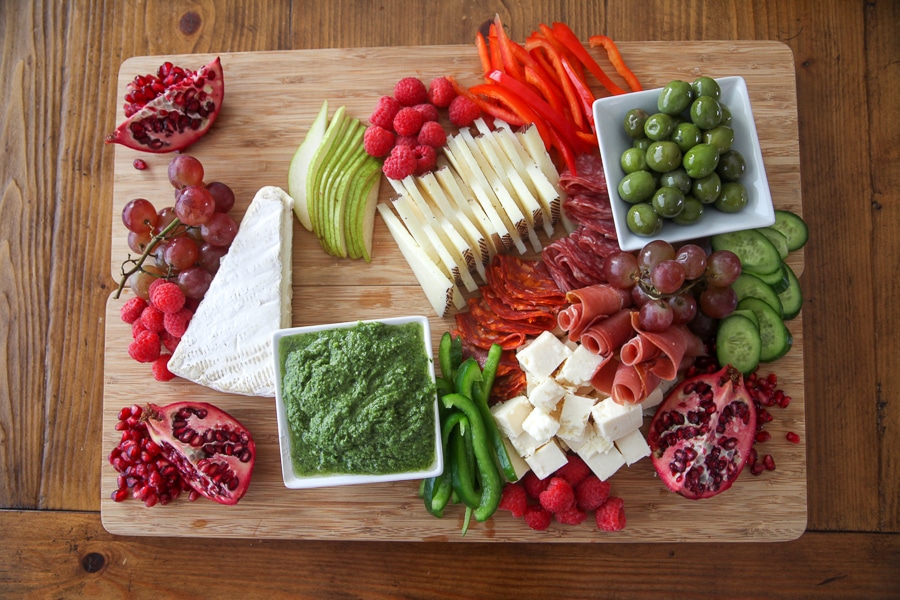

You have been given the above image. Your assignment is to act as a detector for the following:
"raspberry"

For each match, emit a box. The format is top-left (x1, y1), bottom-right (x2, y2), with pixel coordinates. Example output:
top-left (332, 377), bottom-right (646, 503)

top-left (132, 319), bottom-right (148, 339)
top-left (596, 497), bottom-right (626, 532)
top-left (147, 277), bottom-right (168, 299)
top-left (498, 483), bottom-right (528, 518)
top-left (521, 471), bottom-right (550, 500)
top-left (523, 504), bottom-right (553, 531)
top-left (382, 145), bottom-right (417, 180)
top-left (149, 281), bottom-right (186, 314)
top-left (393, 77), bottom-right (428, 106)
top-left (574, 475), bottom-right (611, 512)
top-left (140, 305), bottom-right (165, 332)
top-left (412, 145), bottom-right (436, 175)
top-left (392, 107), bottom-right (426, 137)
top-left (416, 121), bottom-right (447, 149)
top-left (538, 477), bottom-right (575, 513)
top-left (554, 454), bottom-right (591, 488)
top-left (363, 125), bottom-right (395, 158)
top-left (554, 504), bottom-right (587, 526)
top-left (427, 76), bottom-right (456, 108)
top-left (163, 307), bottom-right (193, 338)
top-left (151, 355), bottom-right (175, 382)
top-left (394, 135), bottom-right (418, 150)
top-left (120, 297), bottom-right (148, 324)
top-left (448, 95), bottom-right (481, 127)
top-left (369, 95), bottom-right (401, 130)
top-left (161, 330), bottom-right (180, 353)
top-left (412, 102), bottom-right (439, 123)
top-left (128, 330), bottom-right (161, 363)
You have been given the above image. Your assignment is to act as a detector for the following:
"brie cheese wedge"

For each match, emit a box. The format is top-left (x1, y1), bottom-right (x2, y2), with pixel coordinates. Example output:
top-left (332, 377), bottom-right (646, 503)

top-left (167, 186), bottom-right (293, 397)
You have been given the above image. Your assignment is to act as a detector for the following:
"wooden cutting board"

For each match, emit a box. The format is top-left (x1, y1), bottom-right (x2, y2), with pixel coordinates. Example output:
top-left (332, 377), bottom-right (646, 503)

top-left (102, 42), bottom-right (806, 542)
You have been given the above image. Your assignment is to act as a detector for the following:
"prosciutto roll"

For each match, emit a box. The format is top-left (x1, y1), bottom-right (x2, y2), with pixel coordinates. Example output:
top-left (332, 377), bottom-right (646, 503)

top-left (579, 309), bottom-right (635, 356)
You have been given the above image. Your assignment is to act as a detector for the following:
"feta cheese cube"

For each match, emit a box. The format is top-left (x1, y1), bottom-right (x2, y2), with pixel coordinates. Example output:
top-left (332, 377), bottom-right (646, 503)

top-left (508, 429), bottom-right (540, 458)
top-left (528, 377), bottom-right (567, 413)
top-left (556, 392), bottom-right (597, 442)
top-left (555, 344), bottom-right (606, 388)
top-left (521, 407), bottom-right (560, 446)
top-left (591, 397), bottom-right (643, 441)
top-left (490, 395), bottom-right (532, 438)
top-left (525, 440), bottom-right (569, 480)
top-left (571, 421), bottom-right (614, 459)
top-left (615, 428), bottom-right (651, 466)
top-left (516, 330), bottom-right (572, 380)
top-left (501, 436), bottom-right (532, 480)
top-left (583, 446), bottom-right (626, 481)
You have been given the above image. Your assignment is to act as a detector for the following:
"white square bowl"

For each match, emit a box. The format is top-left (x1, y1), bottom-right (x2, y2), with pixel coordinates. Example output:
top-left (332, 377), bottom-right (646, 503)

top-left (272, 316), bottom-right (442, 489)
top-left (592, 76), bottom-right (775, 251)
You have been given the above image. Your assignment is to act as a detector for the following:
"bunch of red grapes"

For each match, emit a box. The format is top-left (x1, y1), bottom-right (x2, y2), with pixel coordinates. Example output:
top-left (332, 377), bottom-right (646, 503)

top-left (602, 239), bottom-right (741, 335)
top-left (121, 155), bottom-right (238, 302)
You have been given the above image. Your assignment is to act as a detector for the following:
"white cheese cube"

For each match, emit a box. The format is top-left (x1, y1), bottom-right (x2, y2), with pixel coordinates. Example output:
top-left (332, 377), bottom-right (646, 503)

top-left (521, 407), bottom-right (560, 446)
top-left (501, 436), bottom-right (532, 480)
top-left (508, 429), bottom-right (540, 458)
top-left (615, 428), bottom-right (651, 466)
top-left (526, 370), bottom-right (540, 396)
top-left (591, 397), bottom-right (643, 441)
top-left (528, 377), bottom-right (567, 412)
top-left (525, 440), bottom-right (569, 480)
top-left (556, 392), bottom-right (597, 442)
top-left (584, 446), bottom-right (626, 481)
top-left (490, 395), bottom-right (532, 438)
top-left (572, 421), bottom-right (614, 459)
top-left (555, 344), bottom-right (606, 388)
top-left (516, 330), bottom-right (572, 380)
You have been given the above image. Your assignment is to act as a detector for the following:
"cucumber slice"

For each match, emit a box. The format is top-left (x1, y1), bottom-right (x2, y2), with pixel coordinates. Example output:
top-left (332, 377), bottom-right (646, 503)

top-left (736, 297), bottom-right (792, 362)
top-left (778, 262), bottom-right (803, 320)
top-left (754, 263), bottom-right (789, 292)
top-left (731, 308), bottom-right (760, 329)
top-left (757, 227), bottom-right (789, 260)
top-left (731, 272), bottom-right (783, 317)
top-left (716, 313), bottom-right (761, 375)
top-left (711, 229), bottom-right (783, 276)
top-left (771, 209), bottom-right (809, 251)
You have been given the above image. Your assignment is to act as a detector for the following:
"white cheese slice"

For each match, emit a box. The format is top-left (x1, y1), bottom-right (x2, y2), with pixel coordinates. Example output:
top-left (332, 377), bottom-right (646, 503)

top-left (508, 429), bottom-right (541, 459)
top-left (569, 421), bottom-right (614, 460)
top-left (528, 377), bottom-right (567, 413)
top-left (556, 344), bottom-right (607, 388)
top-left (167, 186), bottom-right (293, 397)
top-left (525, 440), bottom-right (569, 480)
top-left (516, 330), bottom-right (572, 380)
top-left (556, 392), bottom-right (597, 442)
top-left (522, 407), bottom-right (560, 446)
top-left (490, 395), bottom-right (533, 438)
top-left (591, 397), bottom-right (643, 441)
top-left (615, 428), bottom-right (651, 466)
top-left (584, 446), bottom-right (626, 481)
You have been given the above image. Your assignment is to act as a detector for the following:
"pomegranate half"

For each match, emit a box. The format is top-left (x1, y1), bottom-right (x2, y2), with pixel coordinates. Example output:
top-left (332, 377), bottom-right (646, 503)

top-left (106, 57), bottom-right (224, 153)
top-left (648, 365), bottom-right (757, 500)
top-left (142, 401), bottom-right (255, 505)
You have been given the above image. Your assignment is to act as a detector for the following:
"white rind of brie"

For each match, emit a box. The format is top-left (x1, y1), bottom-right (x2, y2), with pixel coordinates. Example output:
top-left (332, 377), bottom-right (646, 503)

top-left (167, 185), bottom-right (293, 397)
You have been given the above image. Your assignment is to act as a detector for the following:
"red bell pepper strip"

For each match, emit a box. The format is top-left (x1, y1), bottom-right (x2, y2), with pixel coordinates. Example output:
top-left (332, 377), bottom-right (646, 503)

top-left (523, 35), bottom-right (586, 131)
top-left (488, 25), bottom-right (503, 72)
top-left (447, 77), bottom-right (526, 127)
top-left (588, 34), bottom-right (643, 92)
top-left (524, 65), bottom-right (566, 114)
top-left (561, 57), bottom-right (596, 129)
top-left (493, 14), bottom-right (526, 82)
top-left (468, 83), bottom-right (549, 144)
top-left (476, 31), bottom-right (492, 80)
top-left (551, 22), bottom-right (628, 96)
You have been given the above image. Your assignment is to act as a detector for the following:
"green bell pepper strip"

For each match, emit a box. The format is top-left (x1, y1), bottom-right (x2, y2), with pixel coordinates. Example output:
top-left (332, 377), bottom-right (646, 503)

top-left (472, 343), bottom-right (518, 482)
top-left (449, 426), bottom-right (481, 509)
top-left (454, 358), bottom-right (483, 401)
top-left (421, 472), bottom-right (452, 518)
top-left (440, 393), bottom-right (502, 522)
top-left (438, 332), bottom-right (456, 387)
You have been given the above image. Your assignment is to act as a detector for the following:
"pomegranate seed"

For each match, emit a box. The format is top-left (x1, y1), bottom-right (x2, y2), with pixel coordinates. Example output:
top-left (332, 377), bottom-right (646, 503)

top-left (786, 431), bottom-right (801, 444)
top-left (133, 158), bottom-right (148, 170)
top-left (755, 431), bottom-right (772, 443)
top-left (763, 454), bottom-right (776, 471)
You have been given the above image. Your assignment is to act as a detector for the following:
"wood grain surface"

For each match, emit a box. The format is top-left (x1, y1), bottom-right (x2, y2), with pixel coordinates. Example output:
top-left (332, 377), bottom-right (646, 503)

top-left (2, 0), bottom-right (899, 596)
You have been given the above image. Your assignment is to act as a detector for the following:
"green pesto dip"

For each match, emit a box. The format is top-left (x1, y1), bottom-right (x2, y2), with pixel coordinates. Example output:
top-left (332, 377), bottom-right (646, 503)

top-left (279, 320), bottom-right (436, 476)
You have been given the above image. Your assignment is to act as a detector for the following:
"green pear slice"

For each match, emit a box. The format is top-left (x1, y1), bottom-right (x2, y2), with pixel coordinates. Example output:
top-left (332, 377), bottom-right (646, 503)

top-left (329, 135), bottom-right (371, 258)
top-left (306, 105), bottom-right (347, 234)
top-left (288, 100), bottom-right (329, 231)
top-left (343, 158), bottom-right (381, 261)
top-left (320, 119), bottom-right (364, 256)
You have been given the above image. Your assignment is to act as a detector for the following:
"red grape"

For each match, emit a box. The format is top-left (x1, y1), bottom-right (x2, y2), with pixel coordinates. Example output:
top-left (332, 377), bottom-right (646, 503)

top-left (650, 260), bottom-right (686, 294)
top-left (631, 283), bottom-right (652, 307)
top-left (206, 182), bottom-right (236, 213)
top-left (168, 155), bottom-right (204, 189)
top-left (603, 251), bottom-right (639, 288)
top-left (706, 250), bottom-right (742, 287)
top-left (122, 198), bottom-right (158, 233)
top-left (198, 243), bottom-right (228, 275)
top-left (699, 285), bottom-right (738, 319)
top-left (164, 236), bottom-right (199, 271)
top-left (200, 212), bottom-right (238, 247)
top-left (127, 230), bottom-right (153, 254)
top-left (674, 243), bottom-right (708, 280)
top-left (637, 240), bottom-right (675, 271)
top-left (668, 293), bottom-right (698, 325)
top-left (175, 185), bottom-right (216, 226)
top-left (128, 266), bottom-right (166, 300)
top-left (638, 300), bottom-right (674, 332)
top-left (177, 266), bottom-right (213, 299)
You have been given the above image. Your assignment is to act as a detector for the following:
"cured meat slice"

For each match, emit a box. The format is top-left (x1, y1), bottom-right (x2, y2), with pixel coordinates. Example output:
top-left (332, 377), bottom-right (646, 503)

top-left (579, 309), bottom-right (635, 356)
top-left (611, 360), bottom-right (661, 405)
top-left (590, 355), bottom-right (620, 395)
top-left (559, 154), bottom-right (607, 195)
top-left (572, 225), bottom-right (620, 255)
top-left (488, 254), bottom-right (566, 305)
top-left (481, 286), bottom-right (556, 328)
top-left (542, 235), bottom-right (607, 292)
top-left (564, 193), bottom-right (614, 222)
top-left (558, 284), bottom-right (631, 339)
top-left (623, 313), bottom-right (706, 381)
top-left (453, 309), bottom-right (526, 351)
top-left (468, 296), bottom-right (549, 337)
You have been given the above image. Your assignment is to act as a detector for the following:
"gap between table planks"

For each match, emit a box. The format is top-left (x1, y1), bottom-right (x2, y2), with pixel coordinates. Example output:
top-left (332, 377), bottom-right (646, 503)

top-left (103, 42), bottom-right (806, 541)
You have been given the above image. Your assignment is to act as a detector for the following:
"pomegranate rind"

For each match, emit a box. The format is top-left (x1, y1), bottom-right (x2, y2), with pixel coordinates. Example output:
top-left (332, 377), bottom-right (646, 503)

top-left (106, 57), bottom-right (225, 153)
top-left (143, 401), bottom-right (255, 505)
top-left (648, 365), bottom-right (757, 500)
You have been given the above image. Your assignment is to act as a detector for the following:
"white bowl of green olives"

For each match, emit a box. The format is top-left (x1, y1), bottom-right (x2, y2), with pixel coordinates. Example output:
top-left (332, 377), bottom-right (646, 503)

top-left (593, 75), bottom-right (774, 251)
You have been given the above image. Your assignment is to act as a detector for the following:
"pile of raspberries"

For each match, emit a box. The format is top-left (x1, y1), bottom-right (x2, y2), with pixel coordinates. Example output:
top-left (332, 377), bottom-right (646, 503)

top-left (364, 76), bottom-right (482, 180)
top-left (119, 280), bottom-right (193, 382)
top-left (498, 454), bottom-right (627, 531)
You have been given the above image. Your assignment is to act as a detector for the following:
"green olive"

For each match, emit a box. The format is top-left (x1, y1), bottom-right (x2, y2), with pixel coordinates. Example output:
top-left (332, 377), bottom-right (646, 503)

top-left (690, 95), bottom-right (723, 130)
top-left (692, 172), bottom-right (722, 204)
top-left (659, 168), bottom-right (692, 194)
top-left (645, 141), bottom-right (683, 173)
top-left (620, 148), bottom-right (648, 173)
top-left (716, 149), bottom-right (746, 181)
top-left (633, 137), bottom-right (652, 151)
top-left (703, 125), bottom-right (734, 154)
top-left (617, 170), bottom-right (656, 204)
top-left (682, 143), bottom-right (720, 178)
top-left (719, 103), bottom-right (733, 126)
top-left (691, 76), bottom-right (721, 100)
top-left (671, 122), bottom-right (702, 153)
top-left (658, 80), bottom-right (694, 115)
top-left (651, 186), bottom-right (685, 218)
top-left (715, 182), bottom-right (748, 213)
top-left (624, 108), bottom-right (650, 138)
top-left (673, 196), bottom-right (704, 225)
top-left (627, 203), bottom-right (663, 236)
top-left (644, 112), bottom-right (675, 141)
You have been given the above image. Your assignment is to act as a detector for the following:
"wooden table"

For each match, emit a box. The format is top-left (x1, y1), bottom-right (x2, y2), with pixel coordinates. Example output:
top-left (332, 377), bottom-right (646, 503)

top-left (2, 0), bottom-right (898, 597)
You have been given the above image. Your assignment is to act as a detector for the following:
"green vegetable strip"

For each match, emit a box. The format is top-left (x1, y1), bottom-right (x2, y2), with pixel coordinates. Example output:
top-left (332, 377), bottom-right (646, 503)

top-left (438, 332), bottom-right (455, 387)
top-left (473, 344), bottom-right (518, 482)
top-left (454, 358), bottom-right (483, 401)
top-left (422, 472), bottom-right (452, 518)
top-left (480, 343), bottom-right (503, 400)
top-left (440, 393), bottom-right (502, 522)
top-left (449, 427), bottom-right (481, 509)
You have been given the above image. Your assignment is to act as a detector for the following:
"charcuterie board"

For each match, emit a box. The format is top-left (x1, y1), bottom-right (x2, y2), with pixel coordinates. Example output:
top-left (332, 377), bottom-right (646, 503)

top-left (102, 41), bottom-right (806, 541)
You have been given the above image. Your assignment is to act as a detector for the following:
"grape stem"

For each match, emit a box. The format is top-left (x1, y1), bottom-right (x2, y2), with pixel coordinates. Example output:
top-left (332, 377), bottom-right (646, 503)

top-left (114, 218), bottom-right (184, 299)
top-left (637, 270), bottom-right (705, 300)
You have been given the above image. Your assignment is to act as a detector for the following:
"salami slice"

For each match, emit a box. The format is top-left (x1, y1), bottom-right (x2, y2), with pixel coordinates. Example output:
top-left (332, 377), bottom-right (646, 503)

top-left (481, 286), bottom-right (558, 330)
top-left (579, 308), bottom-right (636, 356)
top-left (564, 193), bottom-right (614, 222)
top-left (559, 154), bottom-right (607, 195)
top-left (488, 254), bottom-right (566, 305)
top-left (542, 235), bottom-right (607, 291)
top-left (468, 296), bottom-right (549, 337)
top-left (453, 309), bottom-right (526, 351)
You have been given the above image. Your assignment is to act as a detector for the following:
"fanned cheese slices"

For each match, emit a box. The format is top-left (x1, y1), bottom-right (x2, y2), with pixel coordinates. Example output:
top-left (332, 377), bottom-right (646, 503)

top-left (167, 186), bottom-right (294, 397)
